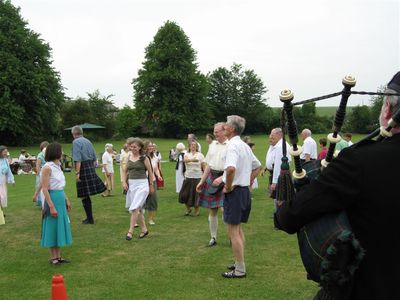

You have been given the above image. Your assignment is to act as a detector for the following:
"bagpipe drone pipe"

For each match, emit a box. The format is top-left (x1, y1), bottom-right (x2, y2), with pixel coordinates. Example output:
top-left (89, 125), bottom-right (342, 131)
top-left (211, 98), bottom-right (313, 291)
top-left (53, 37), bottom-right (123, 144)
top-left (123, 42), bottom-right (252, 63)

top-left (274, 75), bottom-right (400, 294)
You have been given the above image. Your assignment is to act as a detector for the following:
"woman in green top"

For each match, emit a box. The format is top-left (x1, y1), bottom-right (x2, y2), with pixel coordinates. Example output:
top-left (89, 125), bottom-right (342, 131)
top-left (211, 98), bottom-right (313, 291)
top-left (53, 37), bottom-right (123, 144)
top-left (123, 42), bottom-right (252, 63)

top-left (122, 137), bottom-right (154, 241)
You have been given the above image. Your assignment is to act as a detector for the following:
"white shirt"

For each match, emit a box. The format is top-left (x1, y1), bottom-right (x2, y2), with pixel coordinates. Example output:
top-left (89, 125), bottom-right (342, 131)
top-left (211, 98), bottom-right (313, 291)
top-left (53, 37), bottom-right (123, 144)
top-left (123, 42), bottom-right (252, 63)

top-left (223, 136), bottom-right (261, 187)
top-left (271, 139), bottom-right (292, 184)
top-left (300, 136), bottom-right (318, 160)
top-left (43, 162), bottom-right (65, 190)
top-left (204, 140), bottom-right (228, 171)
top-left (102, 151), bottom-right (114, 173)
top-left (184, 152), bottom-right (204, 178)
top-left (18, 154), bottom-right (26, 162)
top-left (266, 145), bottom-right (276, 171)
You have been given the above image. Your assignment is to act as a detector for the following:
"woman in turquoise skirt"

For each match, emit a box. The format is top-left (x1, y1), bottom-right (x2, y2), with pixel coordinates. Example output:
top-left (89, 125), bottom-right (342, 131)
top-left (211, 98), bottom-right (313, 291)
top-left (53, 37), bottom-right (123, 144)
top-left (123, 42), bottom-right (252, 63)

top-left (40, 143), bottom-right (72, 265)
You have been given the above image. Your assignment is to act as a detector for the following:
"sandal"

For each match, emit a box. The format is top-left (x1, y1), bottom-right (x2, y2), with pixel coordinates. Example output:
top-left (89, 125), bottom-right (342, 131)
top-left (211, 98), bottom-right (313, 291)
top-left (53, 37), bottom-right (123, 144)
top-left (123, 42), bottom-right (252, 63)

top-left (138, 231), bottom-right (149, 239)
top-left (50, 259), bottom-right (60, 266)
top-left (185, 209), bottom-right (192, 216)
top-left (58, 257), bottom-right (70, 263)
top-left (126, 231), bottom-right (133, 241)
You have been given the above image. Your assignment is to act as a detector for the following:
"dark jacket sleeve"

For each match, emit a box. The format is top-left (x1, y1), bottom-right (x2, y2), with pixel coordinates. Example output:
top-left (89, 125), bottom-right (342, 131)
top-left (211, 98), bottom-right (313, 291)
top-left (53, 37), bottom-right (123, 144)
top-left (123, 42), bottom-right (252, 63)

top-left (275, 147), bottom-right (362, 234)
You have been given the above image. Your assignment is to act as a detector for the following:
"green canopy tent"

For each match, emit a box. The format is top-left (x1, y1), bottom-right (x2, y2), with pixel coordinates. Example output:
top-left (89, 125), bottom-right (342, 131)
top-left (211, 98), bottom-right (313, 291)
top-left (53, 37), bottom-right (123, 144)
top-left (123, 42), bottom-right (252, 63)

top-left (64, 123), bottom-right (106, 131)
top-left (63, 123), bottom-right (106, 143)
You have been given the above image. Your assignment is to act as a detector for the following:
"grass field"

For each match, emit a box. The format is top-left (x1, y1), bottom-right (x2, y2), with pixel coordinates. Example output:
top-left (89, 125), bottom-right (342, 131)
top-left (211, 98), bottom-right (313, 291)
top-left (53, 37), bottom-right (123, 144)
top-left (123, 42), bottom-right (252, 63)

top-left (0, 134), bottom-right (365, 299)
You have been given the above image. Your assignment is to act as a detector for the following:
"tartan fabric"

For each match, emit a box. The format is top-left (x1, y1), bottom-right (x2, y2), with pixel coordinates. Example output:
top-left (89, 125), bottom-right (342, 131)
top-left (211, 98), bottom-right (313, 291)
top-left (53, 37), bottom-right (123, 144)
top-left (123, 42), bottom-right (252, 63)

top-left (76, 160), bottom-right (106, 198)
top-left (198, 172), bottom-right (224, 209)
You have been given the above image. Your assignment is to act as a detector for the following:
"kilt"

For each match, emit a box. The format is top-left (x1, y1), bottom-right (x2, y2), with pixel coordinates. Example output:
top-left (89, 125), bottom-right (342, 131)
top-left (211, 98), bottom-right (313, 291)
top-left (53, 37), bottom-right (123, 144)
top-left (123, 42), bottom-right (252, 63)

top-left (76, 160), bottom-right (106, 198)
top-left (178, 177), bottom-right (200, 207)
top-left (198, 171), bottom-right (224, 209)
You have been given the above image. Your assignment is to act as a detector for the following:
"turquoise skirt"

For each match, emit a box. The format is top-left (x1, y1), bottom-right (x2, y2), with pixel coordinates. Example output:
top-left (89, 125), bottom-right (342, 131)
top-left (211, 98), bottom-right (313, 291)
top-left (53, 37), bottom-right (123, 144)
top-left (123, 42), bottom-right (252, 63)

top-left (41, 190), bottom-right (73, 248)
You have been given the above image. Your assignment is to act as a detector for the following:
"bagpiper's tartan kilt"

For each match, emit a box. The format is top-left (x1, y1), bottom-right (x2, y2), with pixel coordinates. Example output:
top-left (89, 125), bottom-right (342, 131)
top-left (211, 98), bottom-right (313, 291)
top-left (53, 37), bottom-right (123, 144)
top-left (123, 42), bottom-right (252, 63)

top-left (198, 171), bottom-right (224, 209)
top-left (296, 160), bottom-right (365, 292)
top-left (76, 160), bottom-right (106, 198)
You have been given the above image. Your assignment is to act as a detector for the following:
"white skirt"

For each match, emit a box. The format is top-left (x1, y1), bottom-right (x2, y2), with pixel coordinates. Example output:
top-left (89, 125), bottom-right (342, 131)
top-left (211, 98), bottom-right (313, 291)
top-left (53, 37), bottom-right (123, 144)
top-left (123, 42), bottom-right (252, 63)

top-left (125, 179), bottom-right (149, 212)
top-left (0, 174), bottom-right (8, 208)
top-left (176, 165), bottom-right (185, 193)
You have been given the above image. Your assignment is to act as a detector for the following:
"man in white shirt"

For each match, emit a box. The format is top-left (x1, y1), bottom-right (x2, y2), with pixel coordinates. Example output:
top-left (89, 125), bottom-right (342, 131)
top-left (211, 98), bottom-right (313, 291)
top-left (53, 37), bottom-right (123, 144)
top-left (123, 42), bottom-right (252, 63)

top-left (300, 128), bottom-right (317, 164)
top-left (220, 115), bottom-right (261, 279)
top-left (265, 128), bottom-right (291, 210)
top-left (196, 122), bottom-right (227, 247)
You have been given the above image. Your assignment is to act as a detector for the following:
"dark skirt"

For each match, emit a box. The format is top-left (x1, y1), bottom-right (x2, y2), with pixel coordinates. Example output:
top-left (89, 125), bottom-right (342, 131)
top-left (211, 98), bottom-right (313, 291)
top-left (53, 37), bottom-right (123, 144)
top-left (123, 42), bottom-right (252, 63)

top-left (76, 160), bottom-right (106, 198)
top-left (144, 181), bottom-right (158, 211)
top-left (178, 177), bottom-right (200, 207)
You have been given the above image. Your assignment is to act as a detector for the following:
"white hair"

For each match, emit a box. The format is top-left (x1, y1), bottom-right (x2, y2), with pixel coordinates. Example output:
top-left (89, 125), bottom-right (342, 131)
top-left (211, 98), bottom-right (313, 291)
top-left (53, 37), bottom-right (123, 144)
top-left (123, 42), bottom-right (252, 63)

top-left (71, 125), bottom-right (83, 136)
top-left (226, 115), bottom-right (246, 135)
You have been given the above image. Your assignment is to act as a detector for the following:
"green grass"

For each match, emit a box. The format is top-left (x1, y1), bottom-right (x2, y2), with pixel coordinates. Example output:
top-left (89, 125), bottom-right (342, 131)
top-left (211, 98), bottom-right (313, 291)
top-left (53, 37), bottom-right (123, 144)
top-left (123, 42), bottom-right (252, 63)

top-left (1, 134), bottom-right (367, 299)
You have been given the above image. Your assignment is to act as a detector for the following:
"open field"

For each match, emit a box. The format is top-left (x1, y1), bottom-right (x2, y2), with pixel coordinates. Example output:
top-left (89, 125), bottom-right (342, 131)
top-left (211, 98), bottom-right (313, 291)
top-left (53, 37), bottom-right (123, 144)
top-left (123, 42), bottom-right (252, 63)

top-left (1, 134), bottom-right (367, 299)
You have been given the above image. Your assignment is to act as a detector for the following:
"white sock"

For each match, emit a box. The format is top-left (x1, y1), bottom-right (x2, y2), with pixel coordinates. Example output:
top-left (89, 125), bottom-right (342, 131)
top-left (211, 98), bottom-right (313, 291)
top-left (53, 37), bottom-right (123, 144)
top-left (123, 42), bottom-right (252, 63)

top-left (209, 215), bottom-right (218, 239)
top-left (235, 261), bottom-right (246, 273)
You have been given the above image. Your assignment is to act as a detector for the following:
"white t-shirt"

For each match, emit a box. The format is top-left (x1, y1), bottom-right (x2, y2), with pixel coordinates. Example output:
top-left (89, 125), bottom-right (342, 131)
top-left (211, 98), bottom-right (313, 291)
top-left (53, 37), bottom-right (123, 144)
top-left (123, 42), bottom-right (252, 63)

top-left (184, 152), bottom-right (204, 179)
top-left (223, 136), bottom-right (261, 187)
top-left (102, 151), bottom-right (114, 173)
top-left (204, 140), bottom-right (228, 171)
top-left (300, 136), bottom-right (318, 160)
top-left (271, 139), bottom-right (291, 184)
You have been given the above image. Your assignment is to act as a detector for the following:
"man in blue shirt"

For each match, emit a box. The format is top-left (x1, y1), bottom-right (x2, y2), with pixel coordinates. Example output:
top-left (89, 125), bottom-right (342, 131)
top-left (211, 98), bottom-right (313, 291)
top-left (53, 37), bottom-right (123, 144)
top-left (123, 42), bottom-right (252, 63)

top-left (71, 126), bottom-right (106, 224)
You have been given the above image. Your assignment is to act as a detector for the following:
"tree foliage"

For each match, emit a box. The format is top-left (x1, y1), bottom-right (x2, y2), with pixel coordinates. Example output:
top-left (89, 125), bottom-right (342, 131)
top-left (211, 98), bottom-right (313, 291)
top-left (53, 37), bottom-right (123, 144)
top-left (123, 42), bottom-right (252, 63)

top-left (207, 63), bottom-right (273, 133)
top-left (60, 90), bottom-right (118, 139)
top-left (133, 21), bottom-right (210, 138)
top-left (0, 0), bottom-right (64, 145)
top-left (115, 105), bottom-right (141, 139)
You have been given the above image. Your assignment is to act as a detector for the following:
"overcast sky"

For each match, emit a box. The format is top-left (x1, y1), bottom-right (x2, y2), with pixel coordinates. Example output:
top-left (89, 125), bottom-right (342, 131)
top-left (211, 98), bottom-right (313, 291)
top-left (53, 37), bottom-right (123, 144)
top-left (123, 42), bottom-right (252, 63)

top-left (11, 0), bottom-right (400, 108)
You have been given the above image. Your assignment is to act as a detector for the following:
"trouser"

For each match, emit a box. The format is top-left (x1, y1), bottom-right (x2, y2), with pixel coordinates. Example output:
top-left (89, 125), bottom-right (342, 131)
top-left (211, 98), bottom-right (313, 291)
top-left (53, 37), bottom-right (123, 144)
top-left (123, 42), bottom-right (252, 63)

top-left (82, 196), bottom-right (93, 222)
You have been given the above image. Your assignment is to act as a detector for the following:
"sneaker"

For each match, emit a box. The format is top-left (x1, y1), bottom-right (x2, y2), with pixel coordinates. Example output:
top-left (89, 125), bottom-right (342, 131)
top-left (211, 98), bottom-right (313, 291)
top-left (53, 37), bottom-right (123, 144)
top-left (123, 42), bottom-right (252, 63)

top-left (221, 270), bottom-right (246, 279)
top-left (208, 237), bottom-right (217, 247)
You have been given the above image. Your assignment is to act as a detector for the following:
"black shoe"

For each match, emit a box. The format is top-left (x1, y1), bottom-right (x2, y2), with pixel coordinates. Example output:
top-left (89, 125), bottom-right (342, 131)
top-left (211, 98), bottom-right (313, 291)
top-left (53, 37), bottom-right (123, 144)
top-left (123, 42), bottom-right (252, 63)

top-left (221, 270), bottom-right (246, 278)
top-left (138, 231), bottom-right (149, 239)
top-left (227, 263), bottom-right (235, 271)
top-left (208, 237), bottom-right (217, 247)
top-left (58, 257), bottom-right (71, 263)
top-left (82, 219), bottom-right (94, 224)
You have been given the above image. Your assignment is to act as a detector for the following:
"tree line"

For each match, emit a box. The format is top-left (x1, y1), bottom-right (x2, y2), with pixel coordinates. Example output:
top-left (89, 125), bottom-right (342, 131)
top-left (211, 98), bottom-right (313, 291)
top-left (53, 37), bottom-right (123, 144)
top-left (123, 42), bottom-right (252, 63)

top-left (0, 2), bottom-right (382, 146)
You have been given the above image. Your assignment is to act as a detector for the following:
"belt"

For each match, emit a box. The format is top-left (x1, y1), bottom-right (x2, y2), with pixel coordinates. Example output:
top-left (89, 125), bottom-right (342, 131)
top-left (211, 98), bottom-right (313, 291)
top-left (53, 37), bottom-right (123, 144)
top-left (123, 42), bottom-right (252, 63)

top-left (210, 169), bottom-right (224, 177)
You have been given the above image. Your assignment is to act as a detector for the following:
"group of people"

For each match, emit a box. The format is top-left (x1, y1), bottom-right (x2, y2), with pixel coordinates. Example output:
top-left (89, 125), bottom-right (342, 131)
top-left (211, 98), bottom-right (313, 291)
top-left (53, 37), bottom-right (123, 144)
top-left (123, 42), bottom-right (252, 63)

top-left (1, 72), bottom-right (400, 298)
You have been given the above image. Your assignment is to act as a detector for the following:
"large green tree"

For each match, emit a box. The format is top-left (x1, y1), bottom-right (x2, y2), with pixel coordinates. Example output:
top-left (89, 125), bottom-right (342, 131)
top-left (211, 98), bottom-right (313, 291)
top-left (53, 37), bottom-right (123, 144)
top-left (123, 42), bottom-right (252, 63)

top-left (207, 63), bottom-right (273, 133)
top-left (132, 21), bottom-right (210, 137)
top-left (0, 0), bottom-right (64, 145)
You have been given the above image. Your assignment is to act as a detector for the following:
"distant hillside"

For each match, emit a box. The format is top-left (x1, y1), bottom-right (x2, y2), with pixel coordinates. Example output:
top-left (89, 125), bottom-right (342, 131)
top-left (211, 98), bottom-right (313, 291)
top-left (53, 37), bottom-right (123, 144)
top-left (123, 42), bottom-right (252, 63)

top-left (272, 106), bottom-right (355, 117)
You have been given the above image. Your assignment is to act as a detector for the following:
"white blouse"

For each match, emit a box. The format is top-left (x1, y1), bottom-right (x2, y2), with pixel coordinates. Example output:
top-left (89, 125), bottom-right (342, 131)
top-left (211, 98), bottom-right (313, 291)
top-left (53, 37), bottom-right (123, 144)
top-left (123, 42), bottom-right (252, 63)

top-left (42, 161), bottom-right (65, 190)
top-left (184, 152), bottom-right (204, 179)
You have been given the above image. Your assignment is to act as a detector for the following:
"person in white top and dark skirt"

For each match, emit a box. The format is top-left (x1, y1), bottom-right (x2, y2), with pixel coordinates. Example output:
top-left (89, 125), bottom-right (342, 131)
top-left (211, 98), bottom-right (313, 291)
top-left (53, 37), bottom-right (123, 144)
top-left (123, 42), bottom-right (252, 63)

top-left (179, 140), bottom-right (205, 216)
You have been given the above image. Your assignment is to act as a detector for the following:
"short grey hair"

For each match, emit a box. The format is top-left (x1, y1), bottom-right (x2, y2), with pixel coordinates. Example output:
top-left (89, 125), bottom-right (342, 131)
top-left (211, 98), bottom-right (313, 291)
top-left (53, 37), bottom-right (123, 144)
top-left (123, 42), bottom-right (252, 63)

top-left (226, 115), bottom-right (246, 135)
top-left (302, 128), bottom-right (311, 137)
top-left (71, 125), bottom-right (83, 136)
top-left (271, 128), bottom-right (283, 137)
top-left (214, 122), bottom-right (225, 128)
top-left (384, 88), bottom-right (400, 114)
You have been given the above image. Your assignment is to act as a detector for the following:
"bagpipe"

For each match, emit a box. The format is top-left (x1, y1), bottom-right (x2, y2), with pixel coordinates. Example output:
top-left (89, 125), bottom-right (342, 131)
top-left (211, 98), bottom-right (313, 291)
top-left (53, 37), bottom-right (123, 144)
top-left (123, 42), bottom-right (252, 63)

top-left (275, 75), bottom-right (400, 294)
